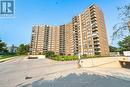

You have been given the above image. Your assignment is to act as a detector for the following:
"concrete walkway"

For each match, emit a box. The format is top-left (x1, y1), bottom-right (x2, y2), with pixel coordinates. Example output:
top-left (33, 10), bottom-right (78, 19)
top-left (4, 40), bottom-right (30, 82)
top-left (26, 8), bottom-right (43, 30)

top-left (0, 56), bottom-right (130, 87)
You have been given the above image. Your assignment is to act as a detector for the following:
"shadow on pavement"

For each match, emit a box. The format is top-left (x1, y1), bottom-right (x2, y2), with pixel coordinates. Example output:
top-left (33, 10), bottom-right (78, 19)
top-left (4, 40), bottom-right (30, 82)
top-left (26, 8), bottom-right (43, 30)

top-left (21, 73), bottom-right (130, 87)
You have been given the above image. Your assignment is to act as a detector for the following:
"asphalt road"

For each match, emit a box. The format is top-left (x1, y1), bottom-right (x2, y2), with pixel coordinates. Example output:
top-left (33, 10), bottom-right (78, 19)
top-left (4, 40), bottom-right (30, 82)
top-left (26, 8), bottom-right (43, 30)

top-left (0, 56), bottom-right (130, 87)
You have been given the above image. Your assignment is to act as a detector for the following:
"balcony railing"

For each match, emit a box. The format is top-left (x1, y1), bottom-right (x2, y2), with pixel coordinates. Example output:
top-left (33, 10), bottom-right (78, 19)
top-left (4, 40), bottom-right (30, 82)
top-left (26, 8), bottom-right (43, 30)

top-left (93, 38), bottom-right (99, 41)
top-left (92, 28), bottom-right (98, 32)
top-left (90, 12), bottom-right (96, 17)
top-left (92, 33), bottom-right (99, 37)
top-left (94, 42), bottom-right (100, 45)
top-left (94, 48), bottom-right (101, 52)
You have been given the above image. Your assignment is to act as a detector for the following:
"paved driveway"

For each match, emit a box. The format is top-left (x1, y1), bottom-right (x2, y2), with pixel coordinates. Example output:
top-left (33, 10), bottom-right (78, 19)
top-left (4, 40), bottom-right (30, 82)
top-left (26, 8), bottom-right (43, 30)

top-left (0, 56), bottom-right (77, 87)
top-left (0, 56), bottom-right (130, 87)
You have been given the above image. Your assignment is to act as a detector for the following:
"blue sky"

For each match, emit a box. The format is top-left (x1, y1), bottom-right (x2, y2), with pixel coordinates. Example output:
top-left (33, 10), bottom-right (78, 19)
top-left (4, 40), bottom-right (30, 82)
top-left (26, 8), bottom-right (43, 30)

top-left (0, 0), bottom-right (130, 46)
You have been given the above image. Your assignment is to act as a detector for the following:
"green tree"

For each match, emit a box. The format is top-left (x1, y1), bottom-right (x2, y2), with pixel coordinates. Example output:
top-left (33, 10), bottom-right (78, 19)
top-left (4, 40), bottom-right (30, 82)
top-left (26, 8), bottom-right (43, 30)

top-left (118, 36), bottom-right (130, 53)
top-left (16, 44), bottom-right (29, 55)
top-left (43, 51), bottom-right (55, 58)
top-left (113, 3), bottom-right (130, 39)
top-left (0, 40), bottom-right (8, 54)
top-left (109, 46), bottom-right (118, 52)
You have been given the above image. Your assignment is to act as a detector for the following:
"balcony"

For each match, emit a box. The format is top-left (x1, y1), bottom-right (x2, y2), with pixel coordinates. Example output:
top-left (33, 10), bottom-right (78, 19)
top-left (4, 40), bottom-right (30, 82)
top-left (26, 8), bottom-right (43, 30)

top-left (90, 6), bottom-right (95, 10)
top-left (94, 41), bottom-right (100, 45)
top-left (94, 49), bottom-right (101, 52)
top-left (92, 33), bottom-right (99, 38)
top-left (92, 24), bottom-right (98, 29)
top-left (90, 9), bottom-right (96, 14)
top-left (90, 12), bottom-right (96, 17)
top-left (92, 28), bottom-right (98, 32)
top-left (92, 22), bottom-right (97, 26)
top-left (91, 17), bottom-right (96, 21)
top-left (93, 38), bottom-right (99, 41)
top-left (91, 16), bottom-right (96, 20)
top-left (94, 45), bottom-right (100, 49)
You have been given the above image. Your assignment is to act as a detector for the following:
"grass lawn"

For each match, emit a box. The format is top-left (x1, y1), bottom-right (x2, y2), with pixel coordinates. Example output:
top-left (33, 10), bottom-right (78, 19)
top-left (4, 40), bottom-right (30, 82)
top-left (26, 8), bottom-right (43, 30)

top-left (0, 55), bottom-right (16, 62)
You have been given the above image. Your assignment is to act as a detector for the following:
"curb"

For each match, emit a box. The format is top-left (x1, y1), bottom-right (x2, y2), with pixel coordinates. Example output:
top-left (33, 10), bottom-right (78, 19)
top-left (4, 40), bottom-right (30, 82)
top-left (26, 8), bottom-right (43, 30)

top-left (0, 56), bottom-right (17, 63)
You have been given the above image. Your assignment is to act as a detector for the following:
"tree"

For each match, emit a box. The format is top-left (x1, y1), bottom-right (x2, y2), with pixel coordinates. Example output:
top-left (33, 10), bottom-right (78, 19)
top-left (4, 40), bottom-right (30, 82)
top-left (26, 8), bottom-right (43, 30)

top-left (16, 44), bottom-right (29, 55)
top-left (9, 44), bottom-right (17, 54)
top-left (113, 3), bottom-right (130, 39)
top-left (109, 46), bottom-right (118, 52)
top-left (0, 39), bottom-right (8, 54)
top-left (118, 36), bottom-right (130, 53)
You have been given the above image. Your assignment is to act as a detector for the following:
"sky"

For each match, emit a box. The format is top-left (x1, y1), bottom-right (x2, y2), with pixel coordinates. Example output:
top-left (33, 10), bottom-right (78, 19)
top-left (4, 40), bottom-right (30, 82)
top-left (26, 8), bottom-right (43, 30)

top-left (0, 0), bottom-right (130, 47)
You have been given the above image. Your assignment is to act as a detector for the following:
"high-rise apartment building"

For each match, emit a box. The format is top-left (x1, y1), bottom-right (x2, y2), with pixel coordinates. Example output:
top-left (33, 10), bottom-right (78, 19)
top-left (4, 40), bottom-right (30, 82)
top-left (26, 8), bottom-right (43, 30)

top-left (31, 4), bottom-right (109, 56)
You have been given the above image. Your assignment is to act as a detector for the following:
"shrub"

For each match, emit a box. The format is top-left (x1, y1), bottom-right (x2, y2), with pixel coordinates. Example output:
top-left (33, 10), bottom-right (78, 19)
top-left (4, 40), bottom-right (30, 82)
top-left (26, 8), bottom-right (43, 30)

top-left (43, 51), bottom-right (55, 58)
top-left (51, 55), bottom-right (78, 61)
